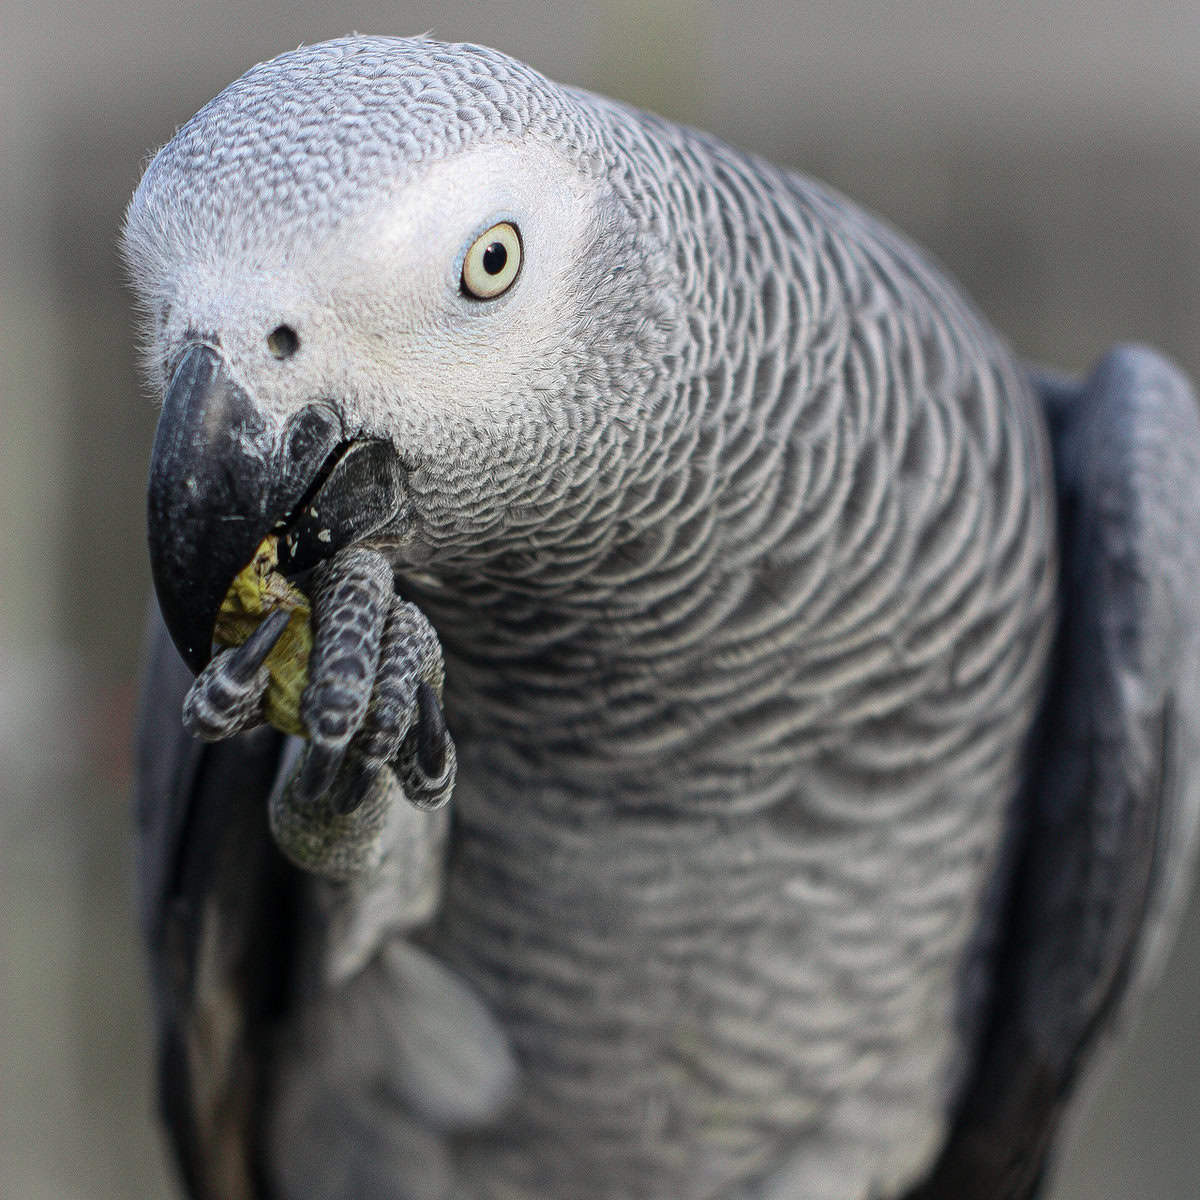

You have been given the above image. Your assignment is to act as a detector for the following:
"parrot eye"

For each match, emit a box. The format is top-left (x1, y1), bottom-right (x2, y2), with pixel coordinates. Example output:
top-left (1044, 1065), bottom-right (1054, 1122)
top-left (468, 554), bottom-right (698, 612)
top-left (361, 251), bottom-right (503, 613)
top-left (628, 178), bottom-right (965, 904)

top-left (267, 324), bottom-right (300, 360)
top-left (461, 222), bottom-right (522, 299)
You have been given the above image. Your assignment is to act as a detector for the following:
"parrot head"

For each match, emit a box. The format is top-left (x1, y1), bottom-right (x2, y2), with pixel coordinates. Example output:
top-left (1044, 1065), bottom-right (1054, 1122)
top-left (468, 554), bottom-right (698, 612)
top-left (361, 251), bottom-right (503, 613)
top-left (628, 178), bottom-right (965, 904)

top-left (123, 36), bottom-right (680, 671)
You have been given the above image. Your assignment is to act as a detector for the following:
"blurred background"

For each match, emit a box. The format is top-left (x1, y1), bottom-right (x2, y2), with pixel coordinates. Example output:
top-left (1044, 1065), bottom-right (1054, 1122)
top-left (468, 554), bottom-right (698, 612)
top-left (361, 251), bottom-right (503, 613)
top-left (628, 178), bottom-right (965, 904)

top-left (2, 2), bottom-right (1197, 1196)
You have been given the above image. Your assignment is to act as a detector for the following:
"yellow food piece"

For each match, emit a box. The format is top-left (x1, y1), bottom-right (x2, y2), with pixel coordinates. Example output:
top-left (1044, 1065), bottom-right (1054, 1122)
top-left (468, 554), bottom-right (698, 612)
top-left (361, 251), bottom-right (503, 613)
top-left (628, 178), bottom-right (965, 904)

top-left (213, 534), bottom-right (312, 737)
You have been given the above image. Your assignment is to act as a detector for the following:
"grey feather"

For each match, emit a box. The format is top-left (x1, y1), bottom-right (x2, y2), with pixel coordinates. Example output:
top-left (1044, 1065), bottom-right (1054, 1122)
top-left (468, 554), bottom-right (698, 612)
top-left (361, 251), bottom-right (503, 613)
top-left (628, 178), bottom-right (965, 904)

top-left (126, 36), bottom-right (1199, 1200)
top-left (907, 346), bottom-right (1200, 1199)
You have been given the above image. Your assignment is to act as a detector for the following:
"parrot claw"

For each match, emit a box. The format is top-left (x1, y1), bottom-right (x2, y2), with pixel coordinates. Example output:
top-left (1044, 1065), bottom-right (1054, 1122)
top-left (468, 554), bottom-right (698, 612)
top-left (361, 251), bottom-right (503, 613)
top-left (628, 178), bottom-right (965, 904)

top-left (334, 595), bottom-right (457, 815)
top-left (399, 681), bottom-right (456, 811)
top-left (325, 678), bottom-right (454, 816)
top-left (181, 606), bottom-right (290, 739)
top-left (293, 741), bottom-right (344, 808)
top-left (233, 607), bottom-right (292, 679)
top-left (269, 547), bottom-right (456, 877)
top-left (415, 681), bottom-right (448, 778)
top-left (333, 763), bottom-right (377, 815)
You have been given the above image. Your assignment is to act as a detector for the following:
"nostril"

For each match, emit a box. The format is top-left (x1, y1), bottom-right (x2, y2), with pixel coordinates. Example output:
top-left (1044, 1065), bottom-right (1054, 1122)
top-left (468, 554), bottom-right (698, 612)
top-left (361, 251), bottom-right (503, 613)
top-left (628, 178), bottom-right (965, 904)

top-left (267, 324), bottom-right (300, 360)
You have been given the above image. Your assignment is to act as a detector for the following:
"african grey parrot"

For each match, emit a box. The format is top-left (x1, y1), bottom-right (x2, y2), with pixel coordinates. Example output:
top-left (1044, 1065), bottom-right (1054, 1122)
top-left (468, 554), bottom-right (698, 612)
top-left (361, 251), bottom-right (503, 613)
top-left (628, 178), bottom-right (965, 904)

top-left (125, 35), bottom-right (1200, 1200)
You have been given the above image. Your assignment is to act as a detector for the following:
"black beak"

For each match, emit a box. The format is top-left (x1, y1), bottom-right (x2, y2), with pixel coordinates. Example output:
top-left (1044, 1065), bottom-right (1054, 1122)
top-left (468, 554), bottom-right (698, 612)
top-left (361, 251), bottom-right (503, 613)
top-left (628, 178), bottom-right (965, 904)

top-left (147, 343), bottom-right (407, 673)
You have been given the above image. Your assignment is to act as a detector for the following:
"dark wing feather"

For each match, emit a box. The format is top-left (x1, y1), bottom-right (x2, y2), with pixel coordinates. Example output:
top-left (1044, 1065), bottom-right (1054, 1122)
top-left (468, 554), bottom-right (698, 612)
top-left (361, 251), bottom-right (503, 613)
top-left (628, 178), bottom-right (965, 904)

top-left (908, 346), bottom-right (1200, 1199)
top-left (135, 607), bottom-right (296, 1199)
top-left (135, 610), bottom-right (512, 1200)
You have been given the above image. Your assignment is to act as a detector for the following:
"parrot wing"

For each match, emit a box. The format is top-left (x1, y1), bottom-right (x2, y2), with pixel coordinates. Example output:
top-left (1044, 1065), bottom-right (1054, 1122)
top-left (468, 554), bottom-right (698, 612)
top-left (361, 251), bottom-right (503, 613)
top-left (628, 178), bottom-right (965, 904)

top-left (135, 608), bottom-right (293, 1199)
top-left (136, 609), bottom-right (516, 1200)
top-left (908, 345), bottom-right (1200, 1199)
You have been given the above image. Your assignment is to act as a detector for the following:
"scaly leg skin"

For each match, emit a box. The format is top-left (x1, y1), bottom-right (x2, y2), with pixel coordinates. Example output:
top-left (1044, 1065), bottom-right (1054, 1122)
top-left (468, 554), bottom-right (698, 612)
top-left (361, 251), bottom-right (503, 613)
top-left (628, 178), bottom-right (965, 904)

top-left (267, 548), bottom-right (457, 882)
top-left (350, 605), bottom-right (457, 813)
top-left (181, 546), bottom-right (455, 881)
top-left (182, 607), bottom-right (291, 740)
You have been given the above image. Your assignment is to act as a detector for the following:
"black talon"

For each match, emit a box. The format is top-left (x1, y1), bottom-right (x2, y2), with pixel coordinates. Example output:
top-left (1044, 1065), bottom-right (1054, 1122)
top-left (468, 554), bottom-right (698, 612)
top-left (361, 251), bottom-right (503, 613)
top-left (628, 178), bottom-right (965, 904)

top-left (415, 681), bottom-right (449, 778)
top-left (295, 741), bottom-right (343, 806)
top-left (227, 608), bottom-right (291, 683)
top-left (334, 761), bottom-right (377, 816)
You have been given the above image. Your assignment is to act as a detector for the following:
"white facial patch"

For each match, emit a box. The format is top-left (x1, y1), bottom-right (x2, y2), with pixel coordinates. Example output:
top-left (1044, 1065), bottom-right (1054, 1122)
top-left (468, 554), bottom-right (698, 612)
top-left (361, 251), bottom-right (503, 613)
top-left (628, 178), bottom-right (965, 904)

top-left (308, 139), bottom-right (599, 434)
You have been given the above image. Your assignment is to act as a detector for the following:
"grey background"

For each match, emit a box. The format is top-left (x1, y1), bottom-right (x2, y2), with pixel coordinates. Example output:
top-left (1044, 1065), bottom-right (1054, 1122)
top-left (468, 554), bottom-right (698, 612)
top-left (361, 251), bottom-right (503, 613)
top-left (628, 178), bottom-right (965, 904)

top-left (2, 2), bottom-right (1197, 1197)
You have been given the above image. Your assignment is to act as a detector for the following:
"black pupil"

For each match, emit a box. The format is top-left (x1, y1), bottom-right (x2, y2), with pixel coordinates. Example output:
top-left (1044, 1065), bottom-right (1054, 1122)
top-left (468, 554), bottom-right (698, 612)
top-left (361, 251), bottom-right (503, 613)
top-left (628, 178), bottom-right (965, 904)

top-left (482, 242), bottom-right (508, 275)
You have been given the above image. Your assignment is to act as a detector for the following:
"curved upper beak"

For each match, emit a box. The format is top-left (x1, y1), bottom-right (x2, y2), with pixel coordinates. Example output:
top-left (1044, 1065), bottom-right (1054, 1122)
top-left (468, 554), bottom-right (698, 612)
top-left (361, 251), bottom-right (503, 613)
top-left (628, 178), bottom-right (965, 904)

top-left (147, 343), bottom-right (406, 673)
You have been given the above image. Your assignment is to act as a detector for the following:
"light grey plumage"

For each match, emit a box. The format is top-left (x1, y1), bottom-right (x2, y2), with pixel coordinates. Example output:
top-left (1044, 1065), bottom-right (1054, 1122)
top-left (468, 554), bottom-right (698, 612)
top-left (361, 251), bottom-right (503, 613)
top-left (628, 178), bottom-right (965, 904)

top-left (125, 35), bottom-right (1200, 1200)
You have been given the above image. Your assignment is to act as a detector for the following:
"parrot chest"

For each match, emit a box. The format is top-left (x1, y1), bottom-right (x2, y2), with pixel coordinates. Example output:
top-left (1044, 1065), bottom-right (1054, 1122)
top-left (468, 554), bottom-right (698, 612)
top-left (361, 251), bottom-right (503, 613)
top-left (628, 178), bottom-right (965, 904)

top-left (430, 758), bottom-right (1009, 1199)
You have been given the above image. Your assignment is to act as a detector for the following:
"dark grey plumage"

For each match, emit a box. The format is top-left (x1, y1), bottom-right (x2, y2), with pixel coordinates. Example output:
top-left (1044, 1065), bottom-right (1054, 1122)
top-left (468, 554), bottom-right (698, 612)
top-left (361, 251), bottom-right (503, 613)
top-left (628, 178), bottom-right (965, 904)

top-left (127, 36), bottom-right (1200, 1200)
top-left (910, 348), bottom-right (1200, 1199)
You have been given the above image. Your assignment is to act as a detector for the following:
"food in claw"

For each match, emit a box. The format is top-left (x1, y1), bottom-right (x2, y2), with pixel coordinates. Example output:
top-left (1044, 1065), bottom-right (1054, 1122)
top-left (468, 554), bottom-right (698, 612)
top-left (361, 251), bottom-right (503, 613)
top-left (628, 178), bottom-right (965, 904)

top-left (213, 534), bottom-right (312, 737)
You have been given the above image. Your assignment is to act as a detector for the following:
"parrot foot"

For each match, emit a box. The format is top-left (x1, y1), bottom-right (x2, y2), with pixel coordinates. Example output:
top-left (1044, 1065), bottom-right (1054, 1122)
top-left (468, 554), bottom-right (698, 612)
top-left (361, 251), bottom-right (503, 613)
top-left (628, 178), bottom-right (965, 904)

top-left (269, 547), bottom-right (456, 880)
top-left (181, 607), bottom-right (290, 739)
